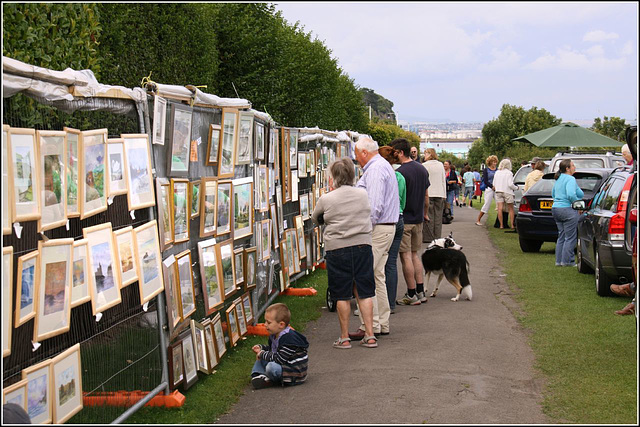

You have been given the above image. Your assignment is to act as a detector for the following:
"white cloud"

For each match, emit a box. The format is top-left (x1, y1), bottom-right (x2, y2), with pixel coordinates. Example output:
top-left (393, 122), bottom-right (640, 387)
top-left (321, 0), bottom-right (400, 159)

top-left (585, 45), bottom-right (604, 57)
top-left (621, 40), bottom-right (634, 56)
top-left (583, 30), bottom-right (619, 42)
top-left (525, 46), bottom-right (626, 71)
top-left (478, 46), bottom-right (522, 71)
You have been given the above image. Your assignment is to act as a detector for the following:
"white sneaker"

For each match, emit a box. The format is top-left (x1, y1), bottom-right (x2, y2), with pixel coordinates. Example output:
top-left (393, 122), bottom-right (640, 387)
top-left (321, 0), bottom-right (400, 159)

top-left (417, 291), bottom-right (428, 303)
top-left (353, 308), bottom-right (360, 316)
top-left (396, 293), bottom-right (421, 306)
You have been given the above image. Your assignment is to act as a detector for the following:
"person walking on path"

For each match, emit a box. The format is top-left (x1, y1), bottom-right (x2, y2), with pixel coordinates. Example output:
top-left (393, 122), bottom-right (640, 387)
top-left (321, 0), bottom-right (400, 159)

top-left (422, 148), bottom-right (446, 243)
top-left (476, 155), bottom-right (498, 226)
top-left (311, 158), bottom-right (377, 348)
top-left (444, 161), bottom-right (458, 218)
top-left (462, 165), bottom-right (475, 207)
top-left (493, 158), bottom-right (519, 230)
top-left (551, 159), bottom-right (583, 267)
top-left (350, 136), bottom-right (399, 339)
top-left (392, 138), bottom-right (430, 306)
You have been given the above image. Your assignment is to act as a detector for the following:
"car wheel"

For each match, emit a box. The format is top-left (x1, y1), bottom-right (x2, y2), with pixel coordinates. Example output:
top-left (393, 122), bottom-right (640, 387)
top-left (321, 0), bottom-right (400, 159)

top-left (519, 236), bottom-right (543, 252)
top-left (326, 288), bottom-right (336, 312)
top-left (577, 239), bottom-right (594, 274)
top-left (595, 249), bottom-right (613, 296)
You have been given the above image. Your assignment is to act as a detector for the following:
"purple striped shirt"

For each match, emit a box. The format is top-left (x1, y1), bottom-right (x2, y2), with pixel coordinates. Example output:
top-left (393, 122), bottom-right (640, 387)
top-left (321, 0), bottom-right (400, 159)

top-left (356, 154), bottom-right (400, 226)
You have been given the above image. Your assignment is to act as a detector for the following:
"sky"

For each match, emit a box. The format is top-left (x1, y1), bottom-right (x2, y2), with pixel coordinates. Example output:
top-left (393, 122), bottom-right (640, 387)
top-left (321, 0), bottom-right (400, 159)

top-left (275, 2), bottom-right (638, 124)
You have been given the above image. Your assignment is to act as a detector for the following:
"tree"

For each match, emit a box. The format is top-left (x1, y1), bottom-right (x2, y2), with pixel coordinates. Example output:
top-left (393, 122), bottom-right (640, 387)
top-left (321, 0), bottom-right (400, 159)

top-left (367, 119), bottom-right (419, 147)
top-left (591, 116), bottom-right (627, 142)
top-left (360, 87), bottom-right (396, 123)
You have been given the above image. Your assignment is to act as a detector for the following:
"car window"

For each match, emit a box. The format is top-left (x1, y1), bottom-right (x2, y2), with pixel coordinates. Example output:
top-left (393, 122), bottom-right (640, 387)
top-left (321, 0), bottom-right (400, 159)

top-left (575, 175), bottom-right (604, 192)
top-left (612, 159), bottom-right (626, 168)
top-left (513, 166), bottom-right (531, 184)
top-left (572, 159), bottom-right (605, 169)
top-left (599, 177), bottom-right (625, 211)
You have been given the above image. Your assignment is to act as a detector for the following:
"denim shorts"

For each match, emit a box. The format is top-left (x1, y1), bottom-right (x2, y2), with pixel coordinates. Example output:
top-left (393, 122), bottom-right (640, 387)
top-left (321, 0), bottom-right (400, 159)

top-left (325, 244), bottom-right (375, 300)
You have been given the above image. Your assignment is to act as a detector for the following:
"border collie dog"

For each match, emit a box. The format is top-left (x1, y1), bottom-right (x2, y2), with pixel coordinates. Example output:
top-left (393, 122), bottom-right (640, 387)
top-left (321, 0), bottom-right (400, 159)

top-left (422, 233), bottom-right (472, 302)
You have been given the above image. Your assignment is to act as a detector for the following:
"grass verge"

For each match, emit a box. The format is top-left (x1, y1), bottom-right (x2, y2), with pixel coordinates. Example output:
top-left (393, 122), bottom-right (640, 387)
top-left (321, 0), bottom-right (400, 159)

top-left (478, 199), bottom-right (637, 424)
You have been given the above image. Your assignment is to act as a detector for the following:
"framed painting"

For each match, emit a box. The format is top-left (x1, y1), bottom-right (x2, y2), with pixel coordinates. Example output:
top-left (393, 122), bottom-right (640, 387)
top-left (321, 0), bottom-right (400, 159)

top-left (218, 108), bottom-right (238, 178)
top-left (162, 255), bottom-right (181, 339)
top-left (281, 128), bottom-right (291, 203)
top-left (168, 340), bottom-right (184, 390)
top-left (254, 121), bottom-right (265, 161)
top-left (15, 250), bottom-right (38, 327)
top-left (171, 178), bottom-right (190, 244)
top-left (106, 138), bottom-right (128, 196)
top-left (244, 247), bottom-right (257, 290)
top-left (113, 226), bottom-right (139, 288)
top-left (190, 180), bottom-right (201, 220)
top-left (306, 151), bottom-right (313, 175)
top-left (179, 328), bottom-right (199, 390)
top-left (234, 297), bottom-right (248, 337)
top-left (298, 152), bottom-right (307, 178)
top-left (8, 128), bottom-right (41, 222)
top-left (216, 180), bottom-right (232, 236)
top-left (199, 177), bottom-right (217, 238)
top-left (289, 128), bottom-right (299, 169)
top-left (295, 215), bottom-right (307, 259)
top-left (275, 185), bottom-right (284, 238)
top-left (258, 165), bottom-right (269, 213)
top-left (236, 110), bottom-right (253, 165)
top-left (51, 343), bottom-right (83, 424)
top-left (22, 358), bottom-right (52, 424)
top-left (242, 292), bottom-right (254, 324)
top-left (299, 193), bottom-right (309, 220)
top-left (197, 238), bottom-right (223, 316)
top-left (122, 133), bottom-right (155, 211)
top-left (2, 125), bottom-right (14, 234)
top-left (167, 103), bottom-right (192, 177)
top-left (226, 303), bottom-right (240, 347)
top-left (37, 130), bottom-right (67, 232)
top-left (270, 203), bottom-right (279, 249)
top-left (280, 238), bottom-right (291, 280)
top-left (133, 220), bottom-right (164, 305)
top-left (289, 229), bottom-right (301, 273)
top-left (84, 223), bottom-right (122, 315)
top-left (217, 239), bottom-right (236, 299)
top-left (156, 178), bottom-right (173, 252)
top-left (64, 127), bottom-right (80, 218)
top-left (206, 123), bottom-right (221, 167)
top-left (71, 239), bottom-right (91, 308)
top-left (284, 230), bottom-right (296, 274)
top-left (260, 219), bottom-right (271, 261)
top-left (211, 313), bottom-right (227, 359)
top-left (291, 169), bottom-right (299, 202)
top-left (202, 319), bottom-right (219, 371)
top-left (152, 95), bottom-right (167, 145)
top-left (79, 128), bottom-right (108, 219)
top-left (191, 319), bottom-right (210, 374)
top-left (3, 246), bottom-right (13, 357)
top-left (234, 247), bottom-right (244, 287)
top-left (268, 127), bottom-right (277, 165)
top-left (34, 238), bottom-right (73, 342)
top-left (2, 378), bottom-right (28, 411)
top-left (232, 177), bottom-right (253, 240)
top-left (176, 249), bottom-right (196, 320)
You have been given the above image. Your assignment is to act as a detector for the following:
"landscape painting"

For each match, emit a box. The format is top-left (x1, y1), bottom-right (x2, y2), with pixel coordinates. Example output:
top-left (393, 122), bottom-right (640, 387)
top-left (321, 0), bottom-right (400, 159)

top-left (14, 144), bottom-right (35, 204)
top-left (218, 241), bottom-right (236, 298)
top-left (198, 240), bottom-right (222, 315)
top-left (91, 242), bottom-right (115, 295)
top-left (232, 179), bottom-right (253, 240)
top-left (66, 129), bottom-right (79, 215)
top-left (84, 143), bottom-right (105, 203)
top-left (43, 261), bottom-right (67, 316)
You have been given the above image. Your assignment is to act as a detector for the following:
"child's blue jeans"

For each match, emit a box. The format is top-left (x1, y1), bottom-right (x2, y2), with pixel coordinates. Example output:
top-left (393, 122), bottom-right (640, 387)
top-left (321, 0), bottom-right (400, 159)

top-left (252, 360), bottom-right (282, 382)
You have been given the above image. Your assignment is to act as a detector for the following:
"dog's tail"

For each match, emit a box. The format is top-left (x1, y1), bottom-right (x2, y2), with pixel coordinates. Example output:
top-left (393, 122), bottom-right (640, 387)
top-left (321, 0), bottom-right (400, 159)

top-left (460, 260), bottom-right (472, 300)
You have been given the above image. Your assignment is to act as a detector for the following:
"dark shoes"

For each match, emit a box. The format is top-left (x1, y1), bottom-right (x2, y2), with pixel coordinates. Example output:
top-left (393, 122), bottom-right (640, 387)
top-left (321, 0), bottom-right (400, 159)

top-left (610, 283), bottom-right (635, 298)
top-left (251, 374), bottom-right (274, 389)
top-left (615, 302), bottom-right (635, 316)
top-left (348, 329), bottom-right (383, 339)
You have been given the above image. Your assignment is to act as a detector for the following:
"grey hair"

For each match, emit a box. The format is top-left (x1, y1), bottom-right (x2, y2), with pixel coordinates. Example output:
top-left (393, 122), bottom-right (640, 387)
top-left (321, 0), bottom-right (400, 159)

top-left (498, 158), bottom-right (512, 170)
top-left (355, 136), bottom-right (379, 153)
top-left (329, 158), bottom-right (355, 188)
top-left (622, 144), bottom-right (631, 154)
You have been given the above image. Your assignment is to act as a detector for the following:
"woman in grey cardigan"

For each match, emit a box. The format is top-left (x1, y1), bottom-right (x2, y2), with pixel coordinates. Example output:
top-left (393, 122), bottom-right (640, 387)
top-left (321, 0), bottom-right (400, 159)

top-left (311, 158), bottom-right (377, 349)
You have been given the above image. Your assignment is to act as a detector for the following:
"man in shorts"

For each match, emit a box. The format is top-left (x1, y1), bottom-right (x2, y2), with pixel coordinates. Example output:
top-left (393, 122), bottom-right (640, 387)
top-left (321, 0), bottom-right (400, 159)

top-left (391, 138), bottom-right (430, 306)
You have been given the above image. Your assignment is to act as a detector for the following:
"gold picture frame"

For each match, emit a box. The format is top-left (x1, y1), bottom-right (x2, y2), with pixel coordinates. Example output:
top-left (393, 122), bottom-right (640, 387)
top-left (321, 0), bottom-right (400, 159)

top-left (199, 177), bottom-right (217, 238)
top-left (133, 220), bottom-right (164, 305)
top-left (106, 137), bottom-right (128, 197)
top-left (171, 178), bottom-right (190, 244)
top-left (218, 108), bottom-right (239, 178)
top-left (79, 128), bottom-right (109, 219)
top-left (176, 249), bottom-right (196, 320)
top-left (8, 127), bottom-right (41, 222)
top-left (84, 222), bottom-right (122, 315)
top-left (51, 343), bottom-right (83, 424)
top-left (113, 226), bottom-right (139, 288)
top-left (14, 249), bottom-right (38, 327)
top-left (122, 133), bottom-right (155, 211)
top-left (63, 127), bottom-right (81, 218)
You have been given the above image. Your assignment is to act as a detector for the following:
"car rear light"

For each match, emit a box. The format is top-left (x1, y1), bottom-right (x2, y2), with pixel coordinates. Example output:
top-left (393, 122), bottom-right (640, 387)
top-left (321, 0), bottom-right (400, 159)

top-left (519, 197), bottom-right (532, 212)
top-left (615, 175), bottom-right (634, 213)
top-left (608, 213), bottom-right (626, 240)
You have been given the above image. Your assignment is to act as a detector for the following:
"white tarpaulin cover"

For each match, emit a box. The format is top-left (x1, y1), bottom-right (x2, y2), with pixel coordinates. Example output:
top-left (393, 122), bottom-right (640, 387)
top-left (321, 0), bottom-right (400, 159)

top-left (154, 83), bottom-right (250, 109)
top-left (3, 56), bottom-right (89, 86)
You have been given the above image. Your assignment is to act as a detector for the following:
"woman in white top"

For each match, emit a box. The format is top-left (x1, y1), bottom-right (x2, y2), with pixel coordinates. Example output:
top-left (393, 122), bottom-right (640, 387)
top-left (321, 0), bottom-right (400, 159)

top-left (493, 158), bottom-right (519, 229)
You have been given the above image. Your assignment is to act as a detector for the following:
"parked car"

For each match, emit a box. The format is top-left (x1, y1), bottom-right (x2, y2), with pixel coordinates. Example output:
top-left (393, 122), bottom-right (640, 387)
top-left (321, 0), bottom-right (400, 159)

top-left (549, 151), bottom-right (626, 173)
top-left (513, 160), bottom-right (550, 210)
top-left (515, 168), bottom-right (614, 252)
top-left (572, 167), bottom-right (634, 295)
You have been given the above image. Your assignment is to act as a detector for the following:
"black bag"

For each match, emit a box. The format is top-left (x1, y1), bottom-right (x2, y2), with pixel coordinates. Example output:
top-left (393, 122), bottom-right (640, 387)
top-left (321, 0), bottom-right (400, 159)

top-left (442, 202), bottom-right (453, 224)
top-left (493, 211), bottom-right (510, 228)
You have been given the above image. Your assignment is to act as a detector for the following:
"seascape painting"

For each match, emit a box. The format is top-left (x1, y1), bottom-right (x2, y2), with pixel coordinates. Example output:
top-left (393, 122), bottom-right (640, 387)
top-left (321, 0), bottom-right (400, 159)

top-left (43, 261), bottom-right (67, 316)
top-left (27, 373), bottom-right (48, 420)
top-left (84, 143), bottom-right (105, 202)
top-left (140, 237), bottom-right (159, 283)
top-left (20, 263), bottom-right (35, 310)
top-left (127, 147), bottom-right (150, 195)
top-left (91, 242), bottom-right (115, 295)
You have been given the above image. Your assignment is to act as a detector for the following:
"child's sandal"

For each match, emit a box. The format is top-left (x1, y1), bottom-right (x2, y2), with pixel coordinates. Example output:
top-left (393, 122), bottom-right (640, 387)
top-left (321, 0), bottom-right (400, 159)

top-left (333, 337), bottom-right (351, 349)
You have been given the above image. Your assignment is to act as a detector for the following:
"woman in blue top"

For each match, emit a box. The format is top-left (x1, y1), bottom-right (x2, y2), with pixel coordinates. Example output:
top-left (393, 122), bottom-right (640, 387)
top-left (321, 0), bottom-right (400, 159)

top-left (551, 159), bottom-right (584, 267)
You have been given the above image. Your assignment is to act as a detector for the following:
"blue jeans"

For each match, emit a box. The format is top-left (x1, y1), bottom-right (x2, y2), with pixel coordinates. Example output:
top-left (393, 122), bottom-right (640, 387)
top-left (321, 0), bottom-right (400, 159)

top-left (252, 359), bottom-right (282, 383)
top-left (385, 216), bottom-right (404, 310)
top-left (447, 190), bottom-right (456, 215)
top-left (552, 207), bottom-right (579, 266)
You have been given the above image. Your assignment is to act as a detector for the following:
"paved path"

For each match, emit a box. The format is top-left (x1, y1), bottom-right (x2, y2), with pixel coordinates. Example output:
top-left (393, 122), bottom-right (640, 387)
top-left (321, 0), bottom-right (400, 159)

top-left (216, 204), bottom-right (549, 424)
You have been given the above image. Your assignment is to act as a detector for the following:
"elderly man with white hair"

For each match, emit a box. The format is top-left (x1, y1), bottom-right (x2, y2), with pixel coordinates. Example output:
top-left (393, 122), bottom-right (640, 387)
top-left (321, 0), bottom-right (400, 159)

top-left (348, 136), bottom-right (399, 342)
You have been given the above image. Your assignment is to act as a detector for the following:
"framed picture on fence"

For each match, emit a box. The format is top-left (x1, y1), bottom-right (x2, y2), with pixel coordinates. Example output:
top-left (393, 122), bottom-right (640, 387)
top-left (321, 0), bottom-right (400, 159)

top-left (167, 103), bottom-right (192, 177)
top-left (281, 128), bottom-right (291, 202)
top-left (258, 165), bottom-right (269, 213)
top-left (171, 178), bottom-right (190, 244)
top-left (219, 108), bottom-right (238, 178)
top-left (3, 247), bottom-right (13, 357)
top-left (163, 254), bottom-right (182, 339)
top-left (8, 128), bottom-right (41, 223)
top-left (295, 215), bottom-right (306, 259)
top-left (64, 127), bottom-right (80, 218)
top-left (2, 125), bottom-right (13, 234)
top-left (51, 343), bottom-right (83, 424)
top-left (299, 193), bottom-right (309, 220)
top-left (206, 123), bottom-right (221, 167)
top-left (268, 127), bottom-right (277, 165)
top-left (113, 226), bottom-right (139, 288)
top-left (254, 121), bottom-right (265, 161)
top-left (133, 220), bottom-right (164, 305)
top-left (179, 328), bottom-right (199, 390)
top-left (176, 249), bottom-right (196, 320)
top-left (71, 239), bottom-right (91, 308)
top-left (191, 319), bottom-right (210, 375)
top-left (236, 111), bottom-right (253, 165)
top-left (234, 247), bottom-right (244, 287)
top-left (242, 292), bottom-right (254, 324)
top-left (244, 246), bottom-right (257, 290)
top-left (216, 180), bottom-right (232, 236)
top-left (197, 238), bottom-right (224, 316)
top-left (298, 152), bottom-right (307, 178)
top-left (190, 180), bottom-right (201, 220)
top-left (156, 178), bottom-right (174, 252)
top-left (226, 303), bottom-right (240, 347)
top-left (232, 177), bottom-right (253, 240)
top-left (2, 378), bottom-right (27, 412)
top-left (79, 128), bottom-right (109, 219)
top-left (84, 222), bottom-right (122, 315)
top-left (211, 312), bottom-right (227, 360)
top-left (270, 203), bottom-right (279, 249)
top-left (217, 239), bottom-right (236, 299)
top-left (168, 340), bottom-right (184, 390)
top-left (202, 319), bottom-right (219, 371)
top-left (34, 238), bottom-right (73, 342)
top-left (199, 177), bottom-right (217, 238)
top-left (261, 219), bottom-right (271, 261)
top-left (15, 249), bottom-right (38, 327)
top-left (37, 130), bottom-right (67, 232)
top-left (106, 138), bottom-right (128, 197)
top-left (22, 358), bottom-right (52, 424)
top-left (122, 133), bottom-right (155, 211)
top-left (152, 95), bottom-right (167, 146)
top-left (289, 128), bottom-right (298, 170)
top-left (234, 297), bottom-right (248, 337)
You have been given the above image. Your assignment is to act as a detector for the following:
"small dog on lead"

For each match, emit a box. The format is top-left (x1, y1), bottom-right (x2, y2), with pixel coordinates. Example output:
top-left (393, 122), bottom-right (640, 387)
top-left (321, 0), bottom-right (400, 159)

top-left (422, 232), bottom-right (472, 302)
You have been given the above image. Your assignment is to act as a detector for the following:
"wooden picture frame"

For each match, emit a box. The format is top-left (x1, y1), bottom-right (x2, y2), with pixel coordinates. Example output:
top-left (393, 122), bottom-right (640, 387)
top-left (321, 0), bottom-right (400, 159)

top-left (234, 297), bottom-right (248, 337)
top-left (167, 103), bottom-right (192, 177)
top-left (298, 152), bottom-right (307, 178)
top-left (258, 165), bottom-right (269, 213)
top-left (211, 312), bottom-right (227, 360)
top-left (79, 128), bottom-right (109, 219)
top-left (176, 249), bottom-right (196, 320)
top-left (199, 177), bottom-right (217, 238)
top-left (217, 239), bottom-right (236, 299)
top-left (156, 178), bottom-right (174, 252)
top-left (3, 246), bottom-right (13, 357)
top-left (2, 378), bottom-right (28, 411)
top-left (162, 254), bottom-right (182, 339)
top-left (216, 180), bottom-right (232, 236)
top-left (202, 319), bottom-right (219, 371)
top-left (295, 215), bottom-right (307, 259)
top-left (51, 343), bottom-right (83, 424)
top-left (254, 121), bottom-right (265, 161)
top-left (260, 219), bottom-right (271, 261)
top-left (280, 237), bottom-right (291, 279)
top-left (190, 179), bottom-right (201, 220)
top-left (122, 133), bottom-right (155, 211)
top-left (63, 127), bottom-right (81, 218)
top-left (281, 128), bottom-right (291, 203)
top-left (179, 328), bottom-right (199, 390)
top-left (234, 247), bottom-right (244, 287)
top-left (2, 125), bottom-right (14, 234)
top-left (33, 238), bottom-right (73, 342)
top-left (37, 129), bottom-right (67, 232)
top-left (191, 319), bottom-right (210, 374)
top-left (133, 220), bottom-right (164, 305)
top-left (113, 226), bottom-right (139, 288)
top-left (22, 358), bottom-right (52, 424)
top-left (106, 138), bottom-right (128, 196)
top-left (275, 185), bottom-right (284, 238)
top-left (290, 228), bottom-right (301, 274)
top-left (289, 128), bottom-right (299, 170)
top-left (8, 127), bottom-right (41, 222)
top-left (232, 177), bottom-right (253, 240)
top-left (15, 250), bottom-right (38, 327)
top-left (206, 123), bottom-right (221, 167)
top-left (236, 110), bottom-right (254, 165)
top-left (268, 127), bottom-right (276, 165)
top-left (300, 192), bottom-right (309, 220)
top-left (242, 292), bottom-right (254, 324)
top-left (171, 178), bottom-right (190, 244)
top-left (84, 222), bottom-right (122, 315)
top-left (218, 108), bottom-right (238, 178)
top-left (71, 239), bottom-right (91, 308)
top-left (244, 247), bottom-right (257, 290)
top-left (168, 340), bottom-right (184, 390)
top-left (226, 303), bottom-right (240, 347)
top-left (152, 95), bottom-right (167, 146)
top-left (270, 203), bottom-right (279, 249)
top-left (197, 238), bottom-right (224, 316)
